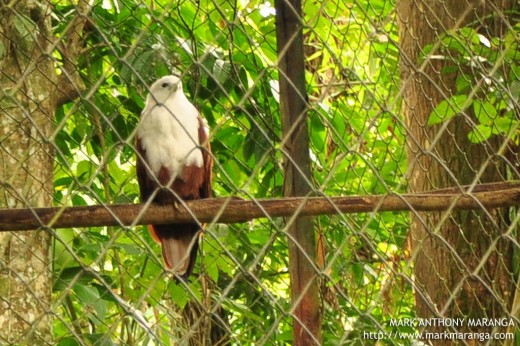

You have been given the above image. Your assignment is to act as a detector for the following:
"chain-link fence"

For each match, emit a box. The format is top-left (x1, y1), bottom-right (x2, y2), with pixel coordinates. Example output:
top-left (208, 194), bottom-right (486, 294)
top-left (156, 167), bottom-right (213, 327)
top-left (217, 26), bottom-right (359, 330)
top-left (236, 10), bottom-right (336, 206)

top-left (1, 0), bottom-right (520, 345)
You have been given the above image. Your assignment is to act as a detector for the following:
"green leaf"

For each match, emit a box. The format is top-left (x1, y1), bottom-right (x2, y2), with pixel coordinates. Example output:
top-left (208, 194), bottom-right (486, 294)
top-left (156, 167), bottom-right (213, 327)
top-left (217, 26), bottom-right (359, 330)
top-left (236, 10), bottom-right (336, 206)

top-left (351, 263), bottom-right (365, 286)
top-left (206, 259), bottom-right (219, 282)
top-left (244, 122), bottom-right (271, 163)
top-left (71, 194), bottom-right (87, 206)
top-left (428, 95), bottom-right (470, 125)
top-left (473, 100), bottom-right (496, 124)
top-left (76, 160), bottom-right (94, 182)
top-left (53, 267), bottom-right (98, 292)
top-left (310, 112), bottom-right (327, 151)
top-left (56, 337), bottom-right (81, 346)
top-left (84, 334), bottom-right (116, 346)
top-left (468, 124), bottom-right (492, 143)
top-left (168, 281), bottom-right (189, 309)
top-left (494, 115), bottom-right (516, 135)
top-left (212, 59), bottom-right (231, 86)
top-left (74, 284), bottom-right (108, 324)
top-left (53, 229), bottom-right (76, 272)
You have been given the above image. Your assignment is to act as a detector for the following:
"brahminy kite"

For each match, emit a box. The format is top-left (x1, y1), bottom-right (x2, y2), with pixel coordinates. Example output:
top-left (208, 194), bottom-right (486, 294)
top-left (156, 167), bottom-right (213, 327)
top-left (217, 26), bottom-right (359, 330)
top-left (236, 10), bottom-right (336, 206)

top-left (136, 75), bottom-right (212, 279)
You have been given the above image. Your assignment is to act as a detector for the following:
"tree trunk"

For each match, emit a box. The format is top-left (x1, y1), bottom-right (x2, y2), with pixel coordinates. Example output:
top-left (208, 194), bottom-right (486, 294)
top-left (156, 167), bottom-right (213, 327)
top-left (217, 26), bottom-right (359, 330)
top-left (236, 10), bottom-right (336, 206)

top-left (276, 0), bottom-right (322, 344)
top-left (398, 0), bottom-right (515, 342)
top-left (0, 2), bottom-right (57, 344)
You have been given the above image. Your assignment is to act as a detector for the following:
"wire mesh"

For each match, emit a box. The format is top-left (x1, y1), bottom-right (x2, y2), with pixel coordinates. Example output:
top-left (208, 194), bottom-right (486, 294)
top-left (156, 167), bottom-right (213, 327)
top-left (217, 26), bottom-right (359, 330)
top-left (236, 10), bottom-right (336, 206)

top-left (0, 0), bottom-right (519, 345)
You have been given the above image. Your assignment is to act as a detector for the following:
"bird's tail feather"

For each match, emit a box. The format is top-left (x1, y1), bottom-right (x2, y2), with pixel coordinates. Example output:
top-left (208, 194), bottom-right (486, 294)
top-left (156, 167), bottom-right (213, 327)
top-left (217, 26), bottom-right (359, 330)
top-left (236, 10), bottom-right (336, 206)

top-left (150, 224), bottom-right (200, 278)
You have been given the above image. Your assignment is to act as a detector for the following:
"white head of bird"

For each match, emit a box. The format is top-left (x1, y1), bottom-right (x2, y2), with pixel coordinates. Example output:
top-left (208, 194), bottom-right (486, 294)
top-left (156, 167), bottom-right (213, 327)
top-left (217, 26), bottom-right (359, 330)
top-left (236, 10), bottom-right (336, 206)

top-left (146, 75), bottom-right (184, 105)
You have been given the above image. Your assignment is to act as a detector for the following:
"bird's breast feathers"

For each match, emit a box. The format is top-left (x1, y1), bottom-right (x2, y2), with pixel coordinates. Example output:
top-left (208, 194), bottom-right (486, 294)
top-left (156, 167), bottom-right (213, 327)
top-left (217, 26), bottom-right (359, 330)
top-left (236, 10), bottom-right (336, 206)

top-left (137, 98), bottom-right (203, 181)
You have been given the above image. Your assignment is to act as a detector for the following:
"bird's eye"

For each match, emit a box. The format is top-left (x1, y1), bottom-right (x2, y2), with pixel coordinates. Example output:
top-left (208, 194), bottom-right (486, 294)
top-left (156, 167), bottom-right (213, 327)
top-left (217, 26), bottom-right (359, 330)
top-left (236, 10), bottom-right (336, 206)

top-left (161, 82), bottom-right (169, 88)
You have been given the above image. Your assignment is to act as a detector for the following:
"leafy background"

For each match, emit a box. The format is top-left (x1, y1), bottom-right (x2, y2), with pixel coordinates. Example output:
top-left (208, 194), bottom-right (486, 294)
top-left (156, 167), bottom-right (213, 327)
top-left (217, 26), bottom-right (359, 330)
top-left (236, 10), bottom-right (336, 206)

top-left (46, 0), bottom-right (519, 345)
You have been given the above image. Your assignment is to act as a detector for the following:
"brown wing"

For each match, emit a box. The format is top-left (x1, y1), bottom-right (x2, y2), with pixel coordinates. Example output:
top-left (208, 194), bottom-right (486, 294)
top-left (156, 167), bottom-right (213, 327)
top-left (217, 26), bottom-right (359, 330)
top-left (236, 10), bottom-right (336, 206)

top-left (136, 136), bottom-right (162, 243)
top-left (198, 116), bottom-right (213, 199)
top-left (135, 136), bottom-right (154, 203)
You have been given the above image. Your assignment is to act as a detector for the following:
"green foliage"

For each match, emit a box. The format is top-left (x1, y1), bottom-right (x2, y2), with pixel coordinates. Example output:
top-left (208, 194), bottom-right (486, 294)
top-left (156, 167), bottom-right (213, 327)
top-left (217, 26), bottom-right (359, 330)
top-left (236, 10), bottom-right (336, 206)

top-left (426, 26), bottom-right (520, 143)
top-left (50, 0), bottom-right (414, 344)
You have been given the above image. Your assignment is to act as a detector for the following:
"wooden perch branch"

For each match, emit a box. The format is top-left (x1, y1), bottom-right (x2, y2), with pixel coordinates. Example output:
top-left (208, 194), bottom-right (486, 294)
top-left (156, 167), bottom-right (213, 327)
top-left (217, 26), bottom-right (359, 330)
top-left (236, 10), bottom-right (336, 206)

top-left (1, 182), bottom-right (519, 231)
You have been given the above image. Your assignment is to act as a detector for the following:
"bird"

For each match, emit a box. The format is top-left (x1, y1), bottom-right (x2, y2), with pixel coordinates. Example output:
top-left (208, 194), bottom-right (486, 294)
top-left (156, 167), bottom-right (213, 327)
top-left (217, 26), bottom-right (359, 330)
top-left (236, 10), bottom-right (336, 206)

top-left (135, 75), bottom-right (212, 279)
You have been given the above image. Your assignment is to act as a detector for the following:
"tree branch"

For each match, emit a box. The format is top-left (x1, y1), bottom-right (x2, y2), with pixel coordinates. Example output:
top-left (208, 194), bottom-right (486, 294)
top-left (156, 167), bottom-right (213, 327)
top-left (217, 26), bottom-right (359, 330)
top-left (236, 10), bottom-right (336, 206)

top-left (1, 182), bottom-right (519, 232)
